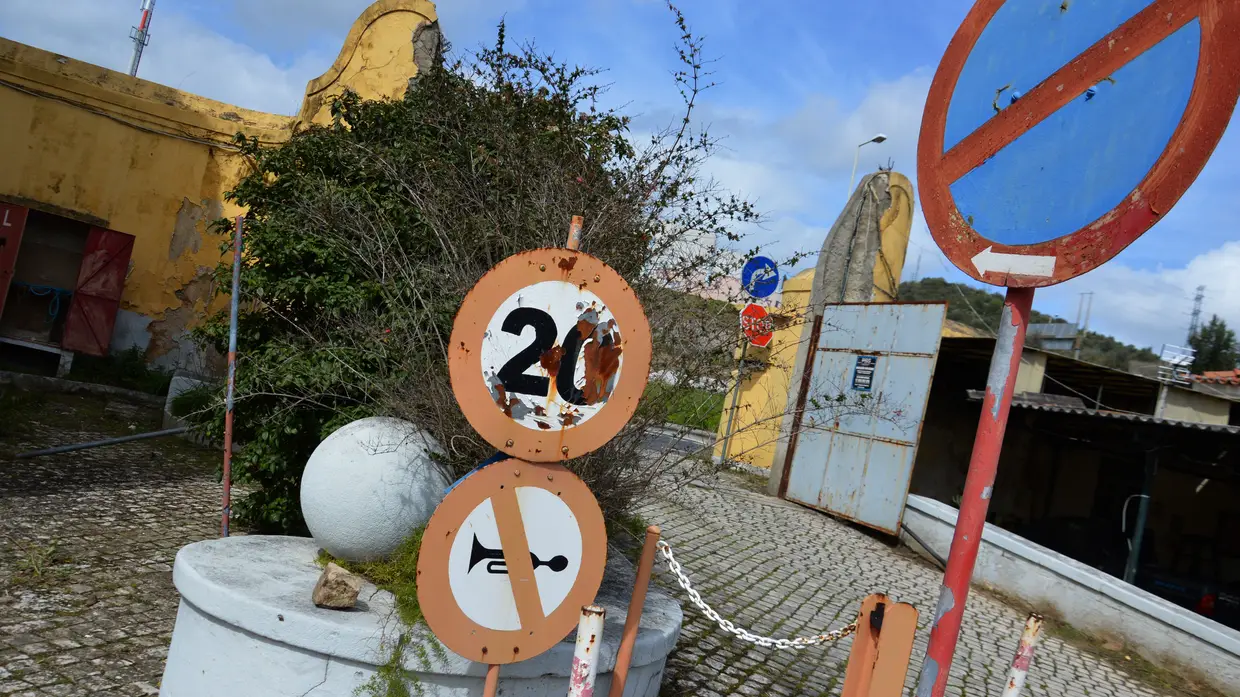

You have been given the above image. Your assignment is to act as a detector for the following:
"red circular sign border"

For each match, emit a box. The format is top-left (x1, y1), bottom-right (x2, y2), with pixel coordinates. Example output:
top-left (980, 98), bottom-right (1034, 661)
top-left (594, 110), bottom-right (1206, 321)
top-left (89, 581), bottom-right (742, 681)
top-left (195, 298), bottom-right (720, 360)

top-left (918, 0), bottom-right (1240, 288)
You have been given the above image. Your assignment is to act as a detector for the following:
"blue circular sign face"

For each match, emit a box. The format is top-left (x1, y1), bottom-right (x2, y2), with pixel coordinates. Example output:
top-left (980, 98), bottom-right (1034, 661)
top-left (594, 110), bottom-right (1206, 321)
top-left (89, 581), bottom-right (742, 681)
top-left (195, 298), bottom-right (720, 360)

top-left (741, 256), bottom-right (779, 299)
top-left (918, 0), bottom-right (1240, 287)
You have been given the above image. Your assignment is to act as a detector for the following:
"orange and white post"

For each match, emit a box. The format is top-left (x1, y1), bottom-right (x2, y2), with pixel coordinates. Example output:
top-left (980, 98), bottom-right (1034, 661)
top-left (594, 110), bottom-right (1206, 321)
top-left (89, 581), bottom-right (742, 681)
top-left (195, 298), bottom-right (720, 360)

top-left (569, 605), bottom-right (606, 696)
top-left (1000, 613), bottom-right (1044, 697)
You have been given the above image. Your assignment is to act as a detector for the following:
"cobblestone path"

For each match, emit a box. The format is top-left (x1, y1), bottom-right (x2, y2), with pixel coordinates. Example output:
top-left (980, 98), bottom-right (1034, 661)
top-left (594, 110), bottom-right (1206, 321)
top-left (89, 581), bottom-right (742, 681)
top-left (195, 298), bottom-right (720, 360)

top-left (638, 475), bottom-right (1184, 697)
top-left (1, 394), bottom-right (221, 697)
top-left (0, 394), bottom-right (1200, 696)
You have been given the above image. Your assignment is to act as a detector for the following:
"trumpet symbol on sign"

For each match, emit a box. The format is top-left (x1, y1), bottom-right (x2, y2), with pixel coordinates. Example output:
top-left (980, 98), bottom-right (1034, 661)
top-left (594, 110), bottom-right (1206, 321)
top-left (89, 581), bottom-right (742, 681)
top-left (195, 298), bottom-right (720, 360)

top-left (467, 534), bottom-right (569, 575)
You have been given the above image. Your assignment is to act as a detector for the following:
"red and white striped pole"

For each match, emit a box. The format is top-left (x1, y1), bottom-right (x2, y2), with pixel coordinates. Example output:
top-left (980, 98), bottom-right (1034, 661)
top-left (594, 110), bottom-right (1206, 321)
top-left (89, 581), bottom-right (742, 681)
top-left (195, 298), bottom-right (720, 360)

top-left (221, 215), bottom-right (243, 538)
top-left (1000, 613), bottom-right (1045, 697)
top-left (128, 0), bottom-right (157, 77)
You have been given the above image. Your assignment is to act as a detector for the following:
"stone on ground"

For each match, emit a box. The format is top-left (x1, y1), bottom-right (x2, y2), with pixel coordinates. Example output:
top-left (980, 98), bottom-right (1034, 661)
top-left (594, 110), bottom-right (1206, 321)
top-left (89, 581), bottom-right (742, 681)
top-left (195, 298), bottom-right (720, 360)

top-left (312, 562), bottom-right (363, 609)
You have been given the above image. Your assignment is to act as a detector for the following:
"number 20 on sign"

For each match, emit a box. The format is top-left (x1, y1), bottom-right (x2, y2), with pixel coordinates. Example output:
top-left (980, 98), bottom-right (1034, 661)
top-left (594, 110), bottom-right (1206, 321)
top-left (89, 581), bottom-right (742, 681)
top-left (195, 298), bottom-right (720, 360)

top-left (448, 248), bottom-right (653, 461)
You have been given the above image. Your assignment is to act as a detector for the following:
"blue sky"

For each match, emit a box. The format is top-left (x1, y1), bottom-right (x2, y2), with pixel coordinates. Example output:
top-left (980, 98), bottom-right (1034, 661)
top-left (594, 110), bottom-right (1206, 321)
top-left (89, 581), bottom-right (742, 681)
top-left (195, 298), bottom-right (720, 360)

top-left (3, 0), bottom-right (1238, 353)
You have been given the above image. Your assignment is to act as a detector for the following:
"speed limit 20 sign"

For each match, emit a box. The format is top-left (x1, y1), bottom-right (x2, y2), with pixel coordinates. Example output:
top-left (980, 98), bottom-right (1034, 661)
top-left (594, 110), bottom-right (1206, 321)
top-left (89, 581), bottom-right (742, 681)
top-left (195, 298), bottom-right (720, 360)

top-left (449, 248), bottom-right (652, 461)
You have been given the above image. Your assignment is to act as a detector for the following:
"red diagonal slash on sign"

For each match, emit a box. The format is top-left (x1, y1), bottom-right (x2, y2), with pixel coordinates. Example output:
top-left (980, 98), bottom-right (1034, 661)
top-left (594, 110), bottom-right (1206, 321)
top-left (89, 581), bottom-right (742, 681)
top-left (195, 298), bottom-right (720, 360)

top-left (491, 486), bottom-right (546, 632)
top-left (918, 0), bottom-right (1240, 287)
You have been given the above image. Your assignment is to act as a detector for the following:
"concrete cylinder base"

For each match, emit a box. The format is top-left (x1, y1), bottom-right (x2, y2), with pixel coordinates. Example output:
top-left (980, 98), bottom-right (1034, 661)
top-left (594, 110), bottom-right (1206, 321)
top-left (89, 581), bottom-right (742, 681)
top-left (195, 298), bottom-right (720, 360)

top-left (159, 536), bottom-right (682, 696)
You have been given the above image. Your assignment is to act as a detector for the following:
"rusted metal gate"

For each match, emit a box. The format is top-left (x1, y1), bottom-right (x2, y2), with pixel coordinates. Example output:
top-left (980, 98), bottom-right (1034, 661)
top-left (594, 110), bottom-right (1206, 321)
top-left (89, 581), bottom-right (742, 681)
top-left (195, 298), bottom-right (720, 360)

top-left (781, 302), bottom-right (946, 535)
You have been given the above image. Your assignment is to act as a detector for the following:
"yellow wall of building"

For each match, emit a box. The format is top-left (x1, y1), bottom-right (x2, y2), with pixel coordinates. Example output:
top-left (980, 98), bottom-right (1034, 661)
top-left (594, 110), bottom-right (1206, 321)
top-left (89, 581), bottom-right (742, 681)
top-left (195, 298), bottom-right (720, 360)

top-left (714, 269), bottom-right (815, 469)
top-left (1161, 385), bottom-right (1231, 426)
top-left (0, 0), bottom-right (437, 369)
top-left (714, 173), bottom-right (917, 470)
top-left (1015, 351), bottom-right (1048, 395)
top-left (298, 0), bottom-right (440, 126)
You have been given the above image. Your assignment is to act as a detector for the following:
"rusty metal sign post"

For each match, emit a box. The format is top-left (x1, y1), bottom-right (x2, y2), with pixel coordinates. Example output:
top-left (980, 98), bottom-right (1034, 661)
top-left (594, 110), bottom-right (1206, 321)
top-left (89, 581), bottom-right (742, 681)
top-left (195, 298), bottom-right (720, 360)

top-left (425, 216), bottom-right (660, 697)
top-left (915, 2), bottom-right (1240, 695)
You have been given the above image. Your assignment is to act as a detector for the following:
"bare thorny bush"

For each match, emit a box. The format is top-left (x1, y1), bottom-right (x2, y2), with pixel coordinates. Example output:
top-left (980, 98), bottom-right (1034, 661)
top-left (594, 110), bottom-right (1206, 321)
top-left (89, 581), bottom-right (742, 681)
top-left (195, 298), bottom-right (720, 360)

top-left (190, 4), bottom-right (898, 534)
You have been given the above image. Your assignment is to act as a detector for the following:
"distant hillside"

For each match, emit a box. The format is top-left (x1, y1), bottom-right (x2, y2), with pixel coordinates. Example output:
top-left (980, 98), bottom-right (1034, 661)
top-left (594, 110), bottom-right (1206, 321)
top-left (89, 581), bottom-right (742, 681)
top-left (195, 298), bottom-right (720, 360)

top-left (899, 278), bottom-right (1158, 372)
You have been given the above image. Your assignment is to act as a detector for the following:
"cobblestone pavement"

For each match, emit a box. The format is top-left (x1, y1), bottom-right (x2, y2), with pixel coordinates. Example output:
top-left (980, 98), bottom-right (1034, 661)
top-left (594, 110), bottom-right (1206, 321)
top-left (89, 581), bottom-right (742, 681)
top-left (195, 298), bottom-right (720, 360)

top-left (1, 393), bottom-right (222, 697)
top-left (0, 394), bottom-right (1202, 696)
top-left (638, 475), bottom-right (1183, 697)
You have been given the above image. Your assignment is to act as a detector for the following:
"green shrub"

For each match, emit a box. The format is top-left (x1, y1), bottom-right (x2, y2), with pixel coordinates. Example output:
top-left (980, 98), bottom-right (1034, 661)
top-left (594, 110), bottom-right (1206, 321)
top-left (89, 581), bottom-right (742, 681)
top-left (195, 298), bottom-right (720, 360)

top-left (170, 385), bottom-right (216, 419)
top-left (647, 382), bottom-right (725, 432)
top-left (185, 8), bottom-right (841, 533)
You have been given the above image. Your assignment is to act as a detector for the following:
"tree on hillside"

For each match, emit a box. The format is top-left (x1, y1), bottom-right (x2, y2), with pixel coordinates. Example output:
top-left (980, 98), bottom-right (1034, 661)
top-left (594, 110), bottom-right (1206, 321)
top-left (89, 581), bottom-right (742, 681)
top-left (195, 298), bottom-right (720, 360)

top-left (898, 277), bottom-right (1158, 372)
top-left (1189, 315), bottom-right (1239, 373)
top-left (898, 277), bottom-right (1057, 329)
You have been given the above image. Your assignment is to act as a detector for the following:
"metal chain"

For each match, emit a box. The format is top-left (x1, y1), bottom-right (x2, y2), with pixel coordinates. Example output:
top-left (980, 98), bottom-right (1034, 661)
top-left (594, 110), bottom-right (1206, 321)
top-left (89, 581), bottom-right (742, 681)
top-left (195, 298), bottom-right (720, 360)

top-left (656, 540), bottom-right (860, 650)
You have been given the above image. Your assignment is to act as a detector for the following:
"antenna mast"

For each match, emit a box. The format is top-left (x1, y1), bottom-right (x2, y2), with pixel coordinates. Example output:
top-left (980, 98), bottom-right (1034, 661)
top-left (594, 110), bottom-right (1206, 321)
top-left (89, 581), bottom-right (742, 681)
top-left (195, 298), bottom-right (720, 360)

top-left (128, 0), bottom-right (157, 78)
top-left (1187, 284), bottom-right (1205, 342)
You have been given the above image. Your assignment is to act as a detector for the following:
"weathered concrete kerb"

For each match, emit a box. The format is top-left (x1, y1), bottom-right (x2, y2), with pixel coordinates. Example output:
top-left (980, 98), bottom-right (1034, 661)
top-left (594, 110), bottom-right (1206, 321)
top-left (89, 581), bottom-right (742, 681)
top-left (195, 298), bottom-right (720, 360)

top-left (159, 536), bottom-right (681, 696)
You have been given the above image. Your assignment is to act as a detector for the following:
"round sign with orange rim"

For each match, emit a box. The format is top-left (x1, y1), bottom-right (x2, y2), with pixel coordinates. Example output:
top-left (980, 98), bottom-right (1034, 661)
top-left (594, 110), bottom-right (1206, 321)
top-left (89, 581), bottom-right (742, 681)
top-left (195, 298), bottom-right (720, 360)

top-left (448, 248), bottom-right (652, 461)
top-left (415, 459), bottom-right (606, 664)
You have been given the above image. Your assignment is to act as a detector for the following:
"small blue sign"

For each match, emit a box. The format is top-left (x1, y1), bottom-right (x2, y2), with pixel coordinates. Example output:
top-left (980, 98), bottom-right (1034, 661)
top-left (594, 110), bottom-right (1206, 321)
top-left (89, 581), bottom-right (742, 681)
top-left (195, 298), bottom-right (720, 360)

top-left (851, 356), bottom-right (878, 393)
top-left (741, 256), bottom-right (779, 299)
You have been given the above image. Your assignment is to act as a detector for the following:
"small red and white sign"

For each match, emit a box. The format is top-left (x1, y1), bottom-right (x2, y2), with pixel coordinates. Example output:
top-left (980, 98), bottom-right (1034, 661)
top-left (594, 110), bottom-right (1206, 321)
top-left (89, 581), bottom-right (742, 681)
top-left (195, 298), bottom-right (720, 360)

top-left (740, 303), bottom-right (773, 348)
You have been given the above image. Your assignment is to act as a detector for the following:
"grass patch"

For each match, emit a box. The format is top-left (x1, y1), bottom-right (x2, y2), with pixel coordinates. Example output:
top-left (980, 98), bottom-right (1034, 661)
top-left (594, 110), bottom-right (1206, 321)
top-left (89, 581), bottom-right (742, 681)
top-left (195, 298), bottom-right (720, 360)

top-left (608, 511), bottom-right (650, 543)
top-left (0, 388), bottom-right (43, 439)
top-left (171, 385), bottom-right (216, 419)
top-left (316, 528), bottom-right (450, 697)
top-left (68, 348), bottom-right (172, 396)
top-left (9, 540), bottom-right (70, 587)
top-left (722, 468), bottom-right (769, 494)
top-left (973, 585), bottom-right (1224, 697)
top-left (647, 382), bottom-right (725, 432)
top-left (1043, 619), bottom-right (1224, 697)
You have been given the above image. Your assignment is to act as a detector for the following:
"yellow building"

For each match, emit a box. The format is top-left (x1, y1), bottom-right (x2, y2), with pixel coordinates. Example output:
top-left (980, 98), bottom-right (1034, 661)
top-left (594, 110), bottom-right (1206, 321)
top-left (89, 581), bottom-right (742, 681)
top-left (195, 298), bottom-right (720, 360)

top-left (0, 0), bottom-right (439, 374)
top-left (713, 171), bottom-right (983, 470)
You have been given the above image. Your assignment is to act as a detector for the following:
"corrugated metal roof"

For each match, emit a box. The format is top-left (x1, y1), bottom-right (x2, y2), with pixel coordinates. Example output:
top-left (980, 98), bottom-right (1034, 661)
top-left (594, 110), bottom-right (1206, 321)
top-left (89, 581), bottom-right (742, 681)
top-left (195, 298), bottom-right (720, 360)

top-left (965, 390), bottom-right (1240, 434)
top-left (1026, 323), bottom-right (1079, 340)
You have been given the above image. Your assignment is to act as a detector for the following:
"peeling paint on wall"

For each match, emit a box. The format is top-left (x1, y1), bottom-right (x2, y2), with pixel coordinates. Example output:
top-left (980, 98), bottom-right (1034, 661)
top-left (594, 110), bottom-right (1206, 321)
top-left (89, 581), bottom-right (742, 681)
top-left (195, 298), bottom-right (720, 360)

top-left (169, 197), bottom-right (222, 260)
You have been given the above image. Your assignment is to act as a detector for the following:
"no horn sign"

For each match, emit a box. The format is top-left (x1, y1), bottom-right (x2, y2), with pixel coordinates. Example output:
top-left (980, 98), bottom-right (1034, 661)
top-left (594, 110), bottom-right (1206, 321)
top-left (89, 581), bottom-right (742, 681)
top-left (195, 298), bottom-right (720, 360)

top-left (416, 459), bottom-right (607, 665)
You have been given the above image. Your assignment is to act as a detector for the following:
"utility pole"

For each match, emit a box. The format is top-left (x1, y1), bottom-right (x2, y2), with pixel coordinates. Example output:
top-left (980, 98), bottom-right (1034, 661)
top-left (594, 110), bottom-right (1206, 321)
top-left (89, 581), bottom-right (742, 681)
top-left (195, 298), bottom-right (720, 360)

top-left (1187, 285), bottom-right (1205, 342)
top-left (1073, 292), bottom-right (1093, 361)
top-left (128, 0), bottom-right (157, 78)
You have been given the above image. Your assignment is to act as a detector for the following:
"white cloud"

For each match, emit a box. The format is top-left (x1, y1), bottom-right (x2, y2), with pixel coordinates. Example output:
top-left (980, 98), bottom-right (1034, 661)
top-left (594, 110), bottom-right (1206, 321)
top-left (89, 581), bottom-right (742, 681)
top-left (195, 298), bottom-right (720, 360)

top-left (1037, 242), bottom-right (1240, 351)
top-left (0, 0), bottom-right (330, 116)
top-left (675, 68), bottom-right (935, 275)
top-left (776, 69), bottom-right (930, 180)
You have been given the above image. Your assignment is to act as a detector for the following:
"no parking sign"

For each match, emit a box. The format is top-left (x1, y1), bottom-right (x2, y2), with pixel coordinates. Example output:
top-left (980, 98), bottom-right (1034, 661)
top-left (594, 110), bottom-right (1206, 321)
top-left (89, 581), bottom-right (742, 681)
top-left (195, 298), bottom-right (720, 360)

top-left (916, 2), bottom-right (1240, 696)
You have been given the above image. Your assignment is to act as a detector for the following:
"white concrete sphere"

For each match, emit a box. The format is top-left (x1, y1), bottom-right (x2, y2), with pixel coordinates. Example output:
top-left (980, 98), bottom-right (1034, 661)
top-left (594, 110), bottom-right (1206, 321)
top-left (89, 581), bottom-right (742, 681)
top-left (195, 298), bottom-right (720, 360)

top-left (300, 417), bottom-right (449, 562)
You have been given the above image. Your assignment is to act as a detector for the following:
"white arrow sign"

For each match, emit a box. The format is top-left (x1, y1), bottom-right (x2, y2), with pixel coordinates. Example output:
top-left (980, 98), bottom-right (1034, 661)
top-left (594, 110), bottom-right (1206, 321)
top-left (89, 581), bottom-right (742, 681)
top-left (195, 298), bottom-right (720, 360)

top-left (971, 246), bottom-right (1056, 278)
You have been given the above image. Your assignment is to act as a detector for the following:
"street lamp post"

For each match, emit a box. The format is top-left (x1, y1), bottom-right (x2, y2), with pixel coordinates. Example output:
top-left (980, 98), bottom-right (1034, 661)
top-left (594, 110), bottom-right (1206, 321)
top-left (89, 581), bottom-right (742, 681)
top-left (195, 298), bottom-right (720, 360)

top-left (848, 133), bottom-right (889, 199)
